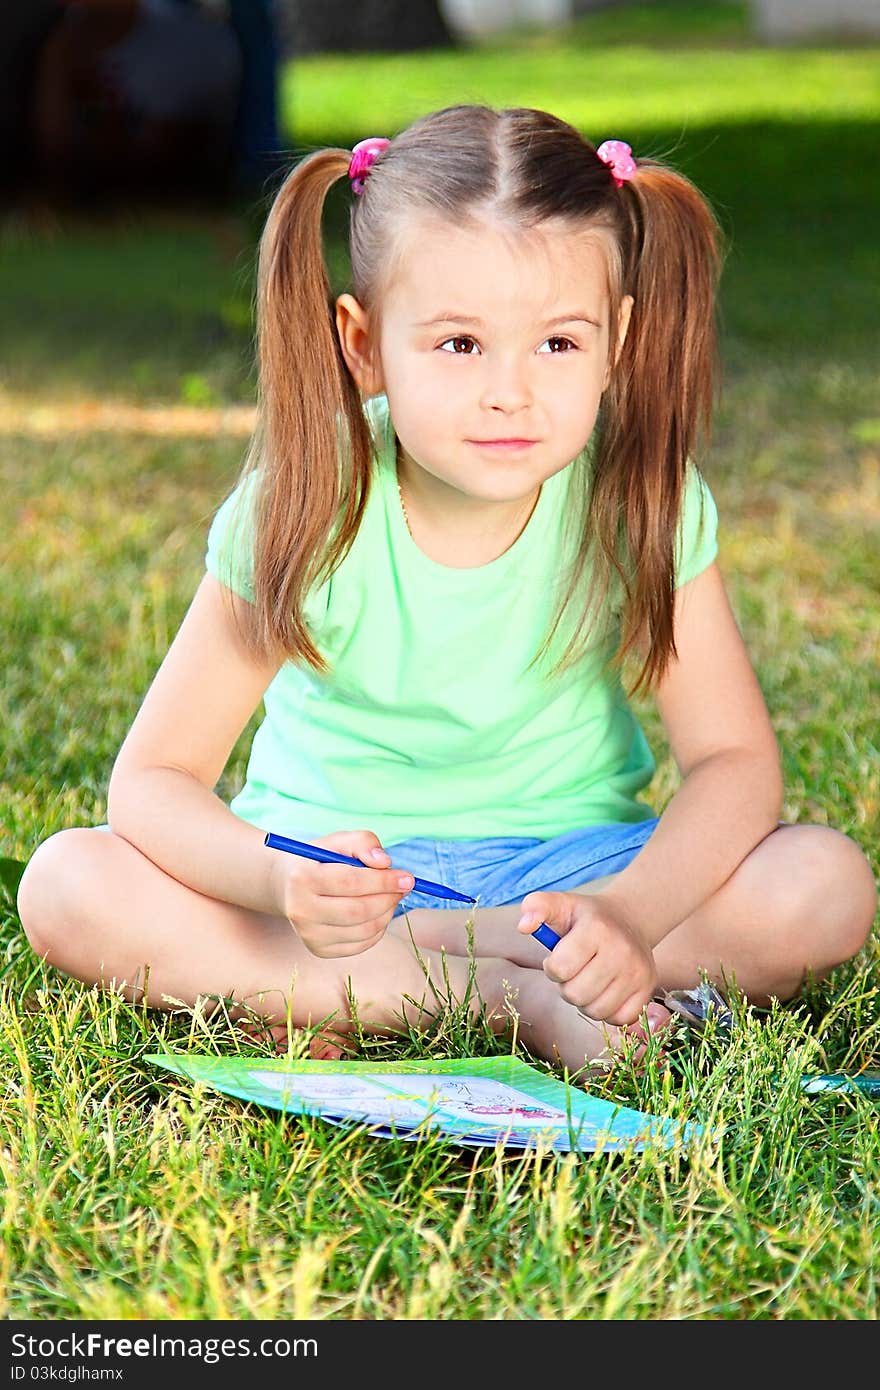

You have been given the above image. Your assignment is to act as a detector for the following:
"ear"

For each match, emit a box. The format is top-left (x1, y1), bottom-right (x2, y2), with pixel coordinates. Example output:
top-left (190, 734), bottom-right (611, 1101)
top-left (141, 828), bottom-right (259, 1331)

top-left (603, 293), bottom-right (634, 390)
top-left (335, 293), bottom-right (383, 395)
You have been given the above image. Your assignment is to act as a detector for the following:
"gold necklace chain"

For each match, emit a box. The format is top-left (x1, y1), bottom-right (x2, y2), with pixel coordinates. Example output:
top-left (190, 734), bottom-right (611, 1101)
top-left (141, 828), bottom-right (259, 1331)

top-left (395, 442), bottom-right (539, 551)
top-left (397, 479), bottom-right (412, 535)
top-left (394, 439), bottom-right (413, 536)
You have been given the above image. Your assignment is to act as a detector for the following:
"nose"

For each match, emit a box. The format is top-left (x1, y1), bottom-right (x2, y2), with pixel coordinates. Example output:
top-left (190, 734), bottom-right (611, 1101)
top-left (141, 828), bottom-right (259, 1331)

top-left (479, 355), bottom-right (532, 414)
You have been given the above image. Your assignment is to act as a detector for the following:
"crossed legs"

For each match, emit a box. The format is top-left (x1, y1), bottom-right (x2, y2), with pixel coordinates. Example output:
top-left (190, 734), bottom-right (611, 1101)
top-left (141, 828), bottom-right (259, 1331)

top-left (16, 823), bottom-right (877, 1073)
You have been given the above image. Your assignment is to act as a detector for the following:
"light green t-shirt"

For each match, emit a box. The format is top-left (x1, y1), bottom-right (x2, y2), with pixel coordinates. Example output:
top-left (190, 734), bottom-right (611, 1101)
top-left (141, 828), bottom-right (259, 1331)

top-left (206, 394), bottom-right (717, 844)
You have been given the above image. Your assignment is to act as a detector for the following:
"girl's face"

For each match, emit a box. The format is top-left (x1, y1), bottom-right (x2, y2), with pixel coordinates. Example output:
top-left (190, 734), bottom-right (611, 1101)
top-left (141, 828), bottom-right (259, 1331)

top-left (339, 214), bottom-right (632, 508)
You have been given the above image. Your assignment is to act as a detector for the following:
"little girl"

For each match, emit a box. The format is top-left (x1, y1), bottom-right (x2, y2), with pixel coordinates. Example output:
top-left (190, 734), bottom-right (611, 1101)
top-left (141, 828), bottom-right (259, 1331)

top-left (18, 105), bottom-right (876, 1073)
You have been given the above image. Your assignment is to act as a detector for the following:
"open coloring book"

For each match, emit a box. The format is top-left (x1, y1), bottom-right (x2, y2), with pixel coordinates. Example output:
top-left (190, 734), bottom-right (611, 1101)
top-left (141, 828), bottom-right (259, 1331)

top-left (146, 1053), bottom-right (702, 1153)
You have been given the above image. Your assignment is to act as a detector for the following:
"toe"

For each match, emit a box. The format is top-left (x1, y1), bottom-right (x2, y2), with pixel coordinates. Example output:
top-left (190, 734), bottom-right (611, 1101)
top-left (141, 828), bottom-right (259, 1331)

top-left (308, 1035), bottom-right (345, 1060)
top-left (644, 1000), bottom-right (673, 1034)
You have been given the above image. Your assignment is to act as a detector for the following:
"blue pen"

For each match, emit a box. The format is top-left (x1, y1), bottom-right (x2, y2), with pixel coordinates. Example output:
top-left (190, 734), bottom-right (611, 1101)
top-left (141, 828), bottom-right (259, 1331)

top-left (264, 831), bottom-right (562, 947)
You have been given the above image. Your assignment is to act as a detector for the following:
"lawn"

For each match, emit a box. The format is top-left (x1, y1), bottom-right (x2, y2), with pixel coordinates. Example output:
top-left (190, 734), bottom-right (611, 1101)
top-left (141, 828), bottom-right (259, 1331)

top-left (0, 4), bottom-right (878, 1321)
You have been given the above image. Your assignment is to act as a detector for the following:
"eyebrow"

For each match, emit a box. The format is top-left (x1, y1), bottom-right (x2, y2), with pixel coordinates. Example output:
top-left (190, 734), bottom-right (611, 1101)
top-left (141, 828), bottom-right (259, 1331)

top-left (415, 311), bottom-right (602, 329)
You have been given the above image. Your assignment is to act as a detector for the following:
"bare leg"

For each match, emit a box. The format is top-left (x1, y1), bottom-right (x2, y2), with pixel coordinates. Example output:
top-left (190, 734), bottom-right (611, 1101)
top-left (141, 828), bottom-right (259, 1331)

top-left (396, 825), bottom-right (878, 1007)
top-left (16, 828), bottom-right (639, 1073)
top-left (651, 824), bottom-right (876, 1003)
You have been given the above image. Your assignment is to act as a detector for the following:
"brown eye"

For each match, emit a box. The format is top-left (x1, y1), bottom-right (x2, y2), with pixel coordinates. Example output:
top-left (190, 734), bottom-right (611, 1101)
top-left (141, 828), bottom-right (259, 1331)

top-left (439, 337), bottom-right (478, 354)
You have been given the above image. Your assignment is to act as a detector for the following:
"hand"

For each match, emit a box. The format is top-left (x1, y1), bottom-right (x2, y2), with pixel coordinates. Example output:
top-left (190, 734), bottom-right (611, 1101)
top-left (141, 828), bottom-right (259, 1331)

top-left (517, 890), bottom-right (658, 1026)
top-left (270, 830), bottom-right (413, 959)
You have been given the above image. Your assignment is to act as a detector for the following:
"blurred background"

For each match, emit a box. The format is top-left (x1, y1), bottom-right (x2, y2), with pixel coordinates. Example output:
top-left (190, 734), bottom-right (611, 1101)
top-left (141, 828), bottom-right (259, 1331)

top-left (1, 1), bottom-right (878, 869)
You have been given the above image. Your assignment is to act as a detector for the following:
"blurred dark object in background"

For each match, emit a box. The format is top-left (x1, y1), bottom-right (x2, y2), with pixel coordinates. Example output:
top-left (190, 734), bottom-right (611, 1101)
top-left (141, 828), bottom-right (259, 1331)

top-left (278, 0), bottom-right (454, 56)
top-left (1, 0), bottom-right (284, 211)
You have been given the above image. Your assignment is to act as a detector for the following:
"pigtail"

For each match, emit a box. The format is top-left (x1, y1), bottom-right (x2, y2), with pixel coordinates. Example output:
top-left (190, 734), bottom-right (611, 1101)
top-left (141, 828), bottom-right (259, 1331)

top-left (598, 161), bottom-right (725, 694)
top-left (241, 148), bottom-right (374, 672)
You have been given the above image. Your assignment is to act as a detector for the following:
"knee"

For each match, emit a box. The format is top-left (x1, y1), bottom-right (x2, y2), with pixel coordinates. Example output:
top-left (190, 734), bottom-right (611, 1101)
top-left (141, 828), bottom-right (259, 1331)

top-left (17, 828), bottom-right (104, 963)
top-left (792, 826), bottom-right (877, 963)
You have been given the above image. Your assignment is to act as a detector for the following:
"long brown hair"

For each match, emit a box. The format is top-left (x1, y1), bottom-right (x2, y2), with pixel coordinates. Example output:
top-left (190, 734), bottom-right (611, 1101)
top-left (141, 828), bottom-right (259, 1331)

top-left (234, 104), bottom-right (724, 694)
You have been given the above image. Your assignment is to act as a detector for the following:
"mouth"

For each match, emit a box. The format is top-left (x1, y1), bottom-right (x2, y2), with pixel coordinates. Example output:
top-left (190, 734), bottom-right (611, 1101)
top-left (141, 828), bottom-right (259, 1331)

top-left (469, 438), bottom-right (538, 450)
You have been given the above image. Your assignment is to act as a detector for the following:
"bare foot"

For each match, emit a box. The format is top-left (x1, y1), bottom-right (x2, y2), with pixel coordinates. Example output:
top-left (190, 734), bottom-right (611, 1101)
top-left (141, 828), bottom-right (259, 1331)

top-left (308, 1034), bottom-right (348, 1061)
top-left (509, 973), bottom-right (672, 1074)
top-left (234, 1017), bottom-right (350, 1060)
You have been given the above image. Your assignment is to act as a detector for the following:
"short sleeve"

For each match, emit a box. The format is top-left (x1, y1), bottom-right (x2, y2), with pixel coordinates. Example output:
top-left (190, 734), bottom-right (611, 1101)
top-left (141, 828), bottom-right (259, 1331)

top-left (674, 464), bottom-right (718, 589)
top-left (205, 473), bottom-right (258, 602)
top-left (205, 471), bottom-right (333, 633)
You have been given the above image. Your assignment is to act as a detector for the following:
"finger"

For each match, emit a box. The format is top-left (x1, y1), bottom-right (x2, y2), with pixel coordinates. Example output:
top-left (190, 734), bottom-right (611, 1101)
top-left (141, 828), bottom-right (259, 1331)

top-left (311, 861), bottom-right (414, 901)
top-left (318, 829), bottom-right (392, 867)
top-left (316, 929), bottom-right (388, 959)
top-left (295, 914), bottom-right (388, 953)
top-left (586, 980), bottom-right (656, 1028)
top-left (553, 958), bottom-right (616, 1009)
top-left (516, 891), bottom-right (580, 941)
top-left (537, 905), bottom-right (601, 984)
top-left (310, 888), bottom-right (411, 928)
top-left (357, 846), bottom-right (392, 866)
top-left (542, 934), bottom-right (600, 985)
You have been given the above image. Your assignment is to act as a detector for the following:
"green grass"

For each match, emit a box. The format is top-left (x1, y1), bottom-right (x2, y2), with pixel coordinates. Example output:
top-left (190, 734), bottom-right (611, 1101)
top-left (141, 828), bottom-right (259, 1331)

top-left (1, 14), bottom-right (878, 1320)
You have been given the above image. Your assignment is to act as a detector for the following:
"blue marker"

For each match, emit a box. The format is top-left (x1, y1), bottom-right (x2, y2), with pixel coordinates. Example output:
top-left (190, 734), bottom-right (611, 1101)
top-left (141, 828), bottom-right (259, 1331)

top-left (264, 832), bottom-right (562, 947)
top-left (530, 921), bottom-right (561, 950)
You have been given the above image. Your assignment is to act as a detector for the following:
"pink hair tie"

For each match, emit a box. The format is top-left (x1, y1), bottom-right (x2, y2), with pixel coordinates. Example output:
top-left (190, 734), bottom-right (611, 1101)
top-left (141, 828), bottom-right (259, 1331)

top-left (597, 139), bottom-right (637, 188)
top-left (348, 136), bottom-right (390, 195)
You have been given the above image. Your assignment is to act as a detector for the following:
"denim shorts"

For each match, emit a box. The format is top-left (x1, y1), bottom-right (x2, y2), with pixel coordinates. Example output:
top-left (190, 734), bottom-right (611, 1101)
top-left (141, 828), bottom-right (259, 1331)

top-left (385, 819), bottom-right (659, 917)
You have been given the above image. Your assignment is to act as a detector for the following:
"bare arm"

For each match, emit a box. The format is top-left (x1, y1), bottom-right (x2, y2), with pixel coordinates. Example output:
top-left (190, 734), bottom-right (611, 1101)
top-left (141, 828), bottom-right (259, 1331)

top-left (107, 573), bottom-right (286, 914)
top-left (601, 560), bottom-right (784, 948)
top-left (107, 573), bottom-right (414, 954)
